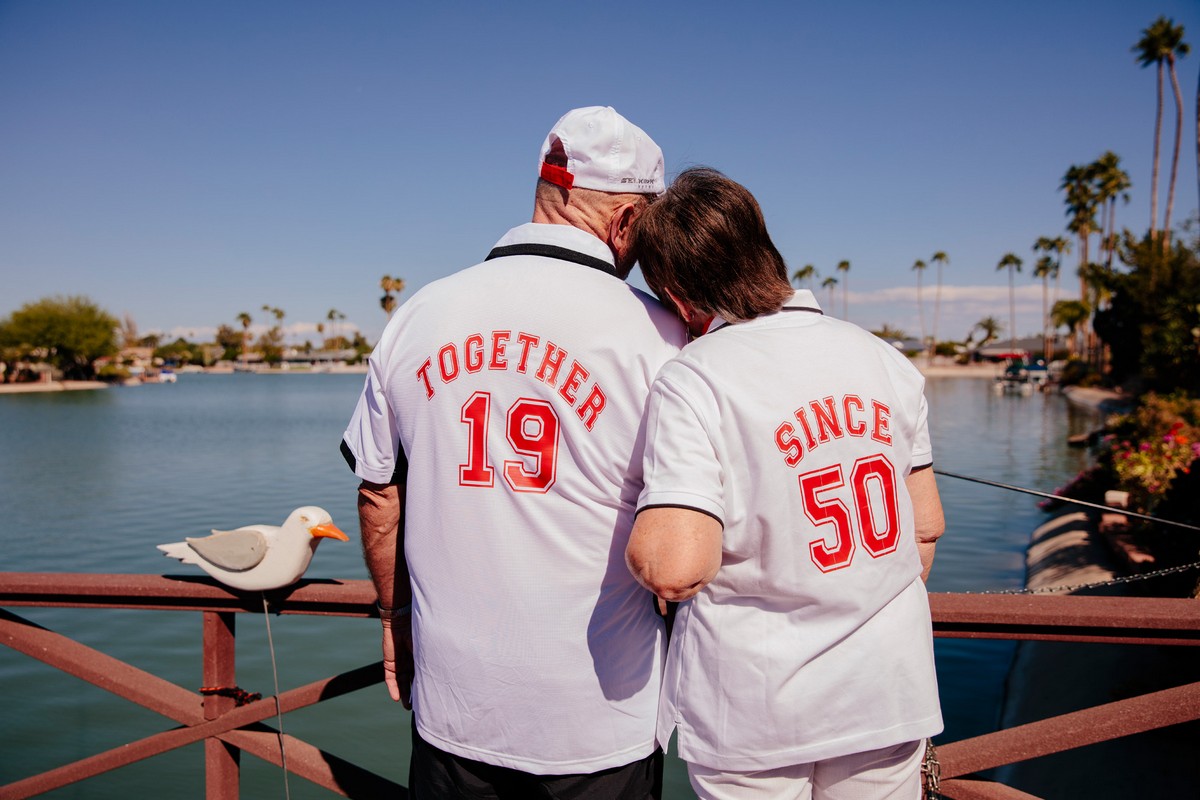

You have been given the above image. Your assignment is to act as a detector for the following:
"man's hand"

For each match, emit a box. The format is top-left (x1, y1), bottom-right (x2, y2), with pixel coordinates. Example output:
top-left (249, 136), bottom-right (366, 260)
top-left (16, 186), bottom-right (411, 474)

top-left (380, 610), bottom-right (414, 708)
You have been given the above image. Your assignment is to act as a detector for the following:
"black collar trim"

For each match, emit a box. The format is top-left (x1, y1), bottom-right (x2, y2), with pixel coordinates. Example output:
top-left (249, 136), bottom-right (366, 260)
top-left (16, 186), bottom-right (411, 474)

top-left (485, 243), bottom-right (617, 277)
top-left (707, 306), bottom-right (823, 335)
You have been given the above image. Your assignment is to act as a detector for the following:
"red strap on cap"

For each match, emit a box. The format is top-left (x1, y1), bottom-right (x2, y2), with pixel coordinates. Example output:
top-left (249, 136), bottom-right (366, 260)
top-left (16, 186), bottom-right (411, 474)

top-left (540, 161), bottom-right (574, 190)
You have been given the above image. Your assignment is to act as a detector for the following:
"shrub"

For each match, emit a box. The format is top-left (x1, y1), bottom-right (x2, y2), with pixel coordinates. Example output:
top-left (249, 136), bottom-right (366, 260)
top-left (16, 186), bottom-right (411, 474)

top-left (1104, 393), bottom-right (1200, 513)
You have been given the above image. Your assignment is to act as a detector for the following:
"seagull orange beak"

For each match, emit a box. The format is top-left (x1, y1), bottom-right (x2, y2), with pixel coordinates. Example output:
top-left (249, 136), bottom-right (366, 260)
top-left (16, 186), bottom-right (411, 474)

top-left (309, 522), bottom-right (350, 541)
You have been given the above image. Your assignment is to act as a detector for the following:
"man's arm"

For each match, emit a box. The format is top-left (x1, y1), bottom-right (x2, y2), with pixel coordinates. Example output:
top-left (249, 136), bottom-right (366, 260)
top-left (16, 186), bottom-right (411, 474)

top-left (358, 480), bottom-right (413, 706)
top-left (626, 507), bottom-right (723, 609)
top-left (906, 467), bottom-right (945, 582)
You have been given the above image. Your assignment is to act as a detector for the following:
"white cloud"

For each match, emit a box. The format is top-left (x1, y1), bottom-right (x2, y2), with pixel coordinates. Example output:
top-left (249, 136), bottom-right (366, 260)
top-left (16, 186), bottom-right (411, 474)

top-left (825, 283), bottom-right (1071, 342)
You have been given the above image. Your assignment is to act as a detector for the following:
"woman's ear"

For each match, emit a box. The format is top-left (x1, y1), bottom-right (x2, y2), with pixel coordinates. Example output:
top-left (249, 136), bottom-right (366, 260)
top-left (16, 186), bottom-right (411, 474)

top-left (662, 287), bottom-right (691, 323)
top-left (663, 288), bottom-right (715, 338)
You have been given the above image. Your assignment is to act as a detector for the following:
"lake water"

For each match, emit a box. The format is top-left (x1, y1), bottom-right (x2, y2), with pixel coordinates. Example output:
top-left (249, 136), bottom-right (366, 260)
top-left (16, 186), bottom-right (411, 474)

top-left (0, 373), bottom-right (1101, 798)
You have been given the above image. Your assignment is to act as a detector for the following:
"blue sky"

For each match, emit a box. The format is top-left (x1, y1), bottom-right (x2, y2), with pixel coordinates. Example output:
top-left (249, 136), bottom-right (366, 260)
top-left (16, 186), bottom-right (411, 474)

top-left (2, 0), bottom-right (1198, 347)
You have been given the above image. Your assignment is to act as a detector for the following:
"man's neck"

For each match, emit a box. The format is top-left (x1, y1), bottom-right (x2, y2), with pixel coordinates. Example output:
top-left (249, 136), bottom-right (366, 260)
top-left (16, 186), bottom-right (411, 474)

top-left (532, 196), bottom-right (608, 243)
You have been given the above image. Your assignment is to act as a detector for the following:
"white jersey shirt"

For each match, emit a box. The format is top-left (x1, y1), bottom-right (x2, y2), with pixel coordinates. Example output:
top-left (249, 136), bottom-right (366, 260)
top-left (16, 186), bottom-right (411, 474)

top-left (343, 223), bottom-right (687, 773)
top-left (638, 290), bottom-right (943, 771)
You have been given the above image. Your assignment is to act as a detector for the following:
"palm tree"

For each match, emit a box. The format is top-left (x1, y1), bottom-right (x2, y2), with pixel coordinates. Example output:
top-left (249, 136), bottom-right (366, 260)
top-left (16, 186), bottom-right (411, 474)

top-left (835, 260), bottom-right (850, 319)
top-left (1061, 163), bottom-right (1099, 361)
top-left (1050, 299), bottom-right (1089, 359)
top-left (821, 276), bottom-right (838, 310)
top-left (1032, 255), bottom-right (1057, 361)
top-left (1161, 23), bottom-right (1189, 242)
top-left (791, 264), bottom-right (817, 290)
top-left (996, 253), bottom-right (1023, 353)
top-left (912, 259), bottom-right (927, 358)
top-left (1090, 152), bottom-right (1131, 267)
top-left (974, 316), bottom-right (1002, 349)
top-left (326, 308), bottom-right (344, 349)
top-left (1135, 17), bottom-right (1190, 243)
top-left (236, 312), bottom-right (252, 364)
top-left (380, 275), bottom-right (406, 318)
top-left (1033, 235), bottom-right (1071, 309)
top-left (929, 251), bottom-right (948, 361)
top-left (261, 305), bottom-right (285, 328)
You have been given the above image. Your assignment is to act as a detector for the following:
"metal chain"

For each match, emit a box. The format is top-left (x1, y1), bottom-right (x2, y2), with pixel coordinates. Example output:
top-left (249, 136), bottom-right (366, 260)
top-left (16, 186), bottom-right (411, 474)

top-left (932, 469), bottom-right (1200, 595)
top-left (967, 558), bottom-right (1200, 595)
top-left (920, 738), bottom-right (941, 799)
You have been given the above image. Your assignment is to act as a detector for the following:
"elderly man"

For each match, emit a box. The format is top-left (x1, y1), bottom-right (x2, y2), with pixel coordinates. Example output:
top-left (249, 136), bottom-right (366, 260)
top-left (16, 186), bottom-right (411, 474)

top-left (341, 107), bottom-right (686, 799)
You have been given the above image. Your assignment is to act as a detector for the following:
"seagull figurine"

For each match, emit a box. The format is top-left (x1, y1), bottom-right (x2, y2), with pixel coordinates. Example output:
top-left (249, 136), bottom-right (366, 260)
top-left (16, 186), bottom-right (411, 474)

top-left (158, 506), bottom-right (350, 591)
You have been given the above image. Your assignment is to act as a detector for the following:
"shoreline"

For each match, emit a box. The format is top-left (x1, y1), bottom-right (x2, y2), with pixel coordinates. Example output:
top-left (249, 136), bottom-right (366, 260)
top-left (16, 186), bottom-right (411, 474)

top-left (0, 380), bottom-right (107, 395)
top-left (915, 361), bottom-right (999, 379)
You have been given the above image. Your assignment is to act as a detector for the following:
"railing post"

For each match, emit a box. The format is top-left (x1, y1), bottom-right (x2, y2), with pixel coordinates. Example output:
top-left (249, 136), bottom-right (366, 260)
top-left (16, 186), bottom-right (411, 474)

top-left (203, 611), bottom-right (239, 800)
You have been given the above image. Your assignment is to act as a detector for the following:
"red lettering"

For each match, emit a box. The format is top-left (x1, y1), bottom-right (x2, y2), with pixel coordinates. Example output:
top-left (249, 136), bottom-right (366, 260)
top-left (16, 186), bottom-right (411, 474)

top-left (417, 359), bottom-right (435, 399)
top-left (464, 334), bottom-right (484, 373)
top-left (774, 422), bottom-right (803, 467)
top-left (810, 396), bottom-right (844, 443)
top-left (558, 361), bottom-right (589, 405)
top-left (438, 343), bottom-right (460, 383)
top-left (577, 385), bottom-right (607, 430)
top-left (489, 330), bottom-right (510, 370)
top-left (515, 332), bottom-right (539, 373)
top-left (793, 405), bottom-right (818, 450)
top-left (871, 400), bottom-right (892, 445)
top-left (843, 395), bottom-right (866, 436)
top-left (535, 342), bottom-right (568, 386)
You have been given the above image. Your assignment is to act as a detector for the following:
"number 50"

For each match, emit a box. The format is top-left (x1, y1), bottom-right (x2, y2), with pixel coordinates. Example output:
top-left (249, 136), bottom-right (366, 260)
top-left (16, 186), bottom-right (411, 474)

top-left (799, 455), bottom-right (900, 572)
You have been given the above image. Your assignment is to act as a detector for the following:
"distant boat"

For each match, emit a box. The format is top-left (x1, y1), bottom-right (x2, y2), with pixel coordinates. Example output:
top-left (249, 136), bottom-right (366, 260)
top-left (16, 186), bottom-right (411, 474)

top-left (992, 359), bottom-right (1042, 396)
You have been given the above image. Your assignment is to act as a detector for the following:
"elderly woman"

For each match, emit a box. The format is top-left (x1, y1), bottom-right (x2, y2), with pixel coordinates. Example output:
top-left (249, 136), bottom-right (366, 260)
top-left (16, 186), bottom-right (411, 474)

top-left (626, 167), bottom-right (944, 800)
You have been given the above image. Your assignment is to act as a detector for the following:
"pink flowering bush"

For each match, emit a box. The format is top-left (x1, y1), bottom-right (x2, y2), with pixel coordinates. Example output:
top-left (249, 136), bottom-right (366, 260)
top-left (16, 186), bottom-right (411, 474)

top-left (1105, 394), bottom-right (1200, 513)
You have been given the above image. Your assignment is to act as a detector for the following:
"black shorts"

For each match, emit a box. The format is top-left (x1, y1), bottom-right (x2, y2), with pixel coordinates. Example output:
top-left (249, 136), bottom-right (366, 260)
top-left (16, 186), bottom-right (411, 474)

top-left (408, 720), bottom-right (663, 800)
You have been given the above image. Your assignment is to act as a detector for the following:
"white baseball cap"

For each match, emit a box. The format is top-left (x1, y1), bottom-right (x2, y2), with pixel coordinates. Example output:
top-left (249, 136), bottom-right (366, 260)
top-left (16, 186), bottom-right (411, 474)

top-left (538, 106), bottom-right (665, 195)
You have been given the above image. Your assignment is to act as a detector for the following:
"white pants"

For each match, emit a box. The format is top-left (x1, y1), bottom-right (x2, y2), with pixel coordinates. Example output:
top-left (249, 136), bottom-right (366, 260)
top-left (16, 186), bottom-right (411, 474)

top-left (688, 740), bottom-right (925, 800)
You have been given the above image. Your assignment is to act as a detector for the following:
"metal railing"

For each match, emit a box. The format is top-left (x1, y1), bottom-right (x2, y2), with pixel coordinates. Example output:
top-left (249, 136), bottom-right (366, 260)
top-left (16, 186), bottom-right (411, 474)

top-left (1, 573), bottom-right (1198, 799)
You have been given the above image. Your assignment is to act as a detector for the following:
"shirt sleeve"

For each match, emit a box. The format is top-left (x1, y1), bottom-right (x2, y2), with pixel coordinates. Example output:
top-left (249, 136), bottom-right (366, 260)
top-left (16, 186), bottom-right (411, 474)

top-left (341, 352), bottom-right (408, 485)
top-left (637, 363), bottom-right (725, 523)
top-left (911, 393), bottom-right (933, 470)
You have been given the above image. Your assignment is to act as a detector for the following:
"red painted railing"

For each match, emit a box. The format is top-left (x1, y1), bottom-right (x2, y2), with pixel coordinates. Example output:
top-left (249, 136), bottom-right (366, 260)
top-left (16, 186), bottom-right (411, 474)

top-left (1, 573), bottom-right (1198, 799)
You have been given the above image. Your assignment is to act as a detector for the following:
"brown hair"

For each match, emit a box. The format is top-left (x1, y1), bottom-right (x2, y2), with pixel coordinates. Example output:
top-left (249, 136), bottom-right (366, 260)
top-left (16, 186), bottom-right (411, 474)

top-left (632, 167), bottom-right (793, 321)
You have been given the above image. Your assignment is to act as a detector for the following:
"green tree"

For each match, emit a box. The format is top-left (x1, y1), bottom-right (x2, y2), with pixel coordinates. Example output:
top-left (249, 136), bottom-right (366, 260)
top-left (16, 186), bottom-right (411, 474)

top-left (1032, 256), bottom-right (1057, 361)
top-left (1050, 299), bottom-right (1090, 359)
top-left (974, 316), bottom-right (1002, 349)
top-left (1091, 151), bottom-right (1131, 268)
top-left (260, 306), bottom-right (286, 362)
top-left (326, 308), bottom-right (347, 349)
top-left (930, 251), bottom-right (949, 359)
top-left (912, 259), bottom-right (927, 357)
top-left (821, 275), bottom-right (838, 310)
top-left (0, 295), bottom-right (119, 380)
top-left (1061, 163), bottom-right (1101, 361)
top-left (835, 260), bottom-right (850, 319)
top-left (791, 264), bottom-right (816, 290)
top-left (1093, 231), bottom-right (1200, 392)
top-left (236, 312), bottom-right (252, 363)
top-left (215, 324), bottom-right (244, 362)
top-left (871, 324), bottom-right (908, 340)
top-left (996, 253), bottom-right (1023, 351)
top-left (155, 337), bottom-right (198, 366)
top-left (1034, 235), bottom-right (1071, 310)
top-left (380, 275), bottom-right (406, 318)
top-left (1134, 17), bottom-right (1190, 243)
top-left (256, 327), bottom-right (285, 365)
